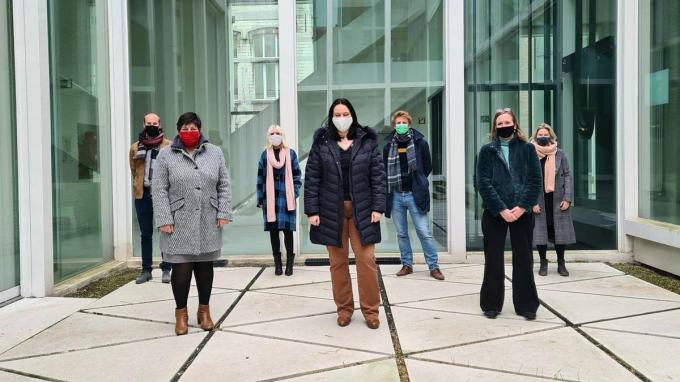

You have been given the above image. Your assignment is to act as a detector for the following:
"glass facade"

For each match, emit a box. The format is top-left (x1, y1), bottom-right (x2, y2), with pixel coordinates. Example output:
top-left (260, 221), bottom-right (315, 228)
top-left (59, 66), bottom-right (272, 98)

top-left (464, 0), bottom-right (617, 250)
top-left (0, 0), bottom-right (18, 294)
top-left (49, 0), bottom-right (114, 282)
top-left (128, 0), bottom-right (278, 256)
top-left (296, 0), bottom-right (446, 253)
top-left (639, 0), bottom-right (680, 226)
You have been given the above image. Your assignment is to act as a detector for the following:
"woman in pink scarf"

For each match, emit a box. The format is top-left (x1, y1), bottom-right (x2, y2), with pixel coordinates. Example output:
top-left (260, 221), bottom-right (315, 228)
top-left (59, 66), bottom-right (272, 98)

top-left (256, 125), bottom-right (302, 276)
top-left (531, 123), bottom-right (576, 277)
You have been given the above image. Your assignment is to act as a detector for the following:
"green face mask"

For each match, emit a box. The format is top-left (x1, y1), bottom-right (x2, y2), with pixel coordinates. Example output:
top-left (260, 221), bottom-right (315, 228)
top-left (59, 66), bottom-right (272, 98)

top-left (395, 123), bottom-right (410, 135)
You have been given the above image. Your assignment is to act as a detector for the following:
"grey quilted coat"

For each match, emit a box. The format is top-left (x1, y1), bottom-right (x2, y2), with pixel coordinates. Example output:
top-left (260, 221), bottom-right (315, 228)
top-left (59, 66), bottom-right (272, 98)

top-left (532, 148), bottom-right (576, 246)
top-left (152, 136), bottom-right (232, 256)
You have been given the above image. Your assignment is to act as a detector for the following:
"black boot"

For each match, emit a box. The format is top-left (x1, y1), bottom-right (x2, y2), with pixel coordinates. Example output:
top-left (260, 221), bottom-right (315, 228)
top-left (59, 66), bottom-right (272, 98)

top-left (557, 259), bottom-right (570, 277)
top-left (285, 253), bottom-right (295, 276)
top-left (273, 252), bottom-right (283, 276)
top-left (538, 259), bottom-right (548, 276)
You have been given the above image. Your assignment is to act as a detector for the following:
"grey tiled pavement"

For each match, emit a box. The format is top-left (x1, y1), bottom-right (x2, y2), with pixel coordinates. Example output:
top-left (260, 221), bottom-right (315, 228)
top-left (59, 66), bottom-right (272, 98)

top-left (1, 262), bottom-right (679, 381)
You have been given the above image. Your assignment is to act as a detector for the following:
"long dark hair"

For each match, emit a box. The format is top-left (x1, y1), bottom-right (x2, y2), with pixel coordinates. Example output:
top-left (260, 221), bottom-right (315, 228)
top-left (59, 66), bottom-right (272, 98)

top-left (326, 98), bottom-right (361, 140)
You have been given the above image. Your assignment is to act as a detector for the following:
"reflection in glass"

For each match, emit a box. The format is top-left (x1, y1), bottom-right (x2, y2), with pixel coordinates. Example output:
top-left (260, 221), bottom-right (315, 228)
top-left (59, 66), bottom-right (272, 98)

top-left (464, 0), bottom-right (617, 250)
top-left (49, 0), bottom-right (114, 282)
top-left (297, 0), bottom-right (445, 254)
top-left (639, 0), bottom-right (680, 225)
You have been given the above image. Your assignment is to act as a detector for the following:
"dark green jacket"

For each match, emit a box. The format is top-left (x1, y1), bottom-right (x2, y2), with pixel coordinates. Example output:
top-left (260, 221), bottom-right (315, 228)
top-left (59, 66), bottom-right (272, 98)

top-left (475, 137), bottom-right (542, 216)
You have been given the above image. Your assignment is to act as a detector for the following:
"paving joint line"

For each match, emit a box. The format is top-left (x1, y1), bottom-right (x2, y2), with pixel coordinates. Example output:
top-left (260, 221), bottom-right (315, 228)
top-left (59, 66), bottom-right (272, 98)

top-left (575, 306), bottom-right (680, 327)
top-left (220, 329), bottom-right (393, 356)
top-left (0, 366), bottom-right (66, 382)
top-left (537, 287), bottom-right (680, 303)
top-left (533, 273), bottom-right (625, 287)
top-left (79, 290), bottom-right (238, 311)
top-left (404, 325), bottom-right (564, 357)
top-left (378, 265), bottom-right (410, 382)
top-left (579, 326), bottom-right (680, 341)
top-left (170, 266), bottom-right (266, 382)
top-left (391, 304), bottom-right (564, 325)
top-left (0, 333), bottom-right (187, 363)
top-left (406, 356), bottom-right (579, 382)
top-left (221, 310), bottom-right (338, 328)
top-left (538, 293), bottom-right (653, 381)
top-left (80, 310), bottom-right (206, 329)
top-left (574, 327), bottom-right (651, 382)
top-left (259, 356), bottom-right (394, 382)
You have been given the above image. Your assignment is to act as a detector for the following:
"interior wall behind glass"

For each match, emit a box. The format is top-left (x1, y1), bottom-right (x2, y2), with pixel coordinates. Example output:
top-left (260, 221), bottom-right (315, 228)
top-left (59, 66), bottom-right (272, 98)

top-left (464, 0), bottom-right (617, 250)
top-left (0, 0), bottom-right (19, 293)
top-left (639, 0), bottom-right (680, 226)
top-left (49, 0), bottom-right (114, 282)
top-left (297, 0), bottom-right (446, 254)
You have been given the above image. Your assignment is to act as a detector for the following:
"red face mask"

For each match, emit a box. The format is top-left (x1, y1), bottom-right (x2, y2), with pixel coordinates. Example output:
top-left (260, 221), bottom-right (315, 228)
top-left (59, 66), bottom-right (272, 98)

top-left (179, 130), bottom-right (201, 148)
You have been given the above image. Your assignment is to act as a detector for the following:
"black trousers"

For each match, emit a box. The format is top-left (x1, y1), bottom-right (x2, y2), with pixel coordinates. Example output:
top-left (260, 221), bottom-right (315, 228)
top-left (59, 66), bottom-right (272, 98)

top-left (269, 228), bottom-right (294, 255)
top-left (480, 210), bottom-right (539, 314)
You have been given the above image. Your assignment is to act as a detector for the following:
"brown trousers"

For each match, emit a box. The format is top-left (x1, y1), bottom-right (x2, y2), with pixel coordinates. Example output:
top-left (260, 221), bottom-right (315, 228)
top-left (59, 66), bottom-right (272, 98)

top-left (327, 201), bottom-right (381, 320)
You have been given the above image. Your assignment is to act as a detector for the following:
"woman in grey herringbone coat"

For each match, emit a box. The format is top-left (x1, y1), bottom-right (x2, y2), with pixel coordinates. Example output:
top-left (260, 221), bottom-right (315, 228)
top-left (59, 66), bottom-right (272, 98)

top-left (153, 112), bottom-right (232, 335)
top-left (531, 123), bottom-right (576, 277)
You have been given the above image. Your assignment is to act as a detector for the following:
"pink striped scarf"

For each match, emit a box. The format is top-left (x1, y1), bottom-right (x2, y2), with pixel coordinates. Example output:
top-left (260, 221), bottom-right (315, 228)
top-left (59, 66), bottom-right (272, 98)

top-left (266, 147), bottom-right (295, 222)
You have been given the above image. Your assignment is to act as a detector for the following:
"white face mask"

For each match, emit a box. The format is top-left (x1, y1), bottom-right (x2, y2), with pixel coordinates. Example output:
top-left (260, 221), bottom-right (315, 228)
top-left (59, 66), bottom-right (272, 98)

top-left (270, 134), bottom-right (283, 146)
top-left (332, 116), bottom-right (353, 132)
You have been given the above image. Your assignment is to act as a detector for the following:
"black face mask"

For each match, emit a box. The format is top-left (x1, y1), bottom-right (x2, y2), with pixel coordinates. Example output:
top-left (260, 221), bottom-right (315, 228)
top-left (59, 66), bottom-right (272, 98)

top-left (145, 125), bottom-right (161, 136)
top-left (496, 126), bottom-right (514, 138)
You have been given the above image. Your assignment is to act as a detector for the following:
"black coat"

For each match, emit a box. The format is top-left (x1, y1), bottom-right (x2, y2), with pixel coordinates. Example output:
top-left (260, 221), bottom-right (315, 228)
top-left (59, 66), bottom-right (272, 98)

top-left (382, 129), bottom-right (432, 218)
top-left (476, 137), bottom-right (542, 216)
top-left (304, 126), bottom-right (386, 247)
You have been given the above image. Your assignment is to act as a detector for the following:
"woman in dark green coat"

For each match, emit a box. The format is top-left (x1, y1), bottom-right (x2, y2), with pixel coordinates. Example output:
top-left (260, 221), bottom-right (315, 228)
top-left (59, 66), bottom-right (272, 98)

top-left (476, 108), bottom-right (542, 321)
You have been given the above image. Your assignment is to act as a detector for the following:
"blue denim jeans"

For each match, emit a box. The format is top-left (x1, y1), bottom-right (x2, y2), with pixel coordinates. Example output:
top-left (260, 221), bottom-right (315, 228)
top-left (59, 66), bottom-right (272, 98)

top-left (135, 188), bottom-right (171, 273)
top-left (391, 192), bottom-right (439, 270)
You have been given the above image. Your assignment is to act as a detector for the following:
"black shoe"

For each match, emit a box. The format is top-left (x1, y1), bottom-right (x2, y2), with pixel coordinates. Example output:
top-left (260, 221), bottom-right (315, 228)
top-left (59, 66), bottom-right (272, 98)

top-left (273, 252), bottom-right (283, 276)
top-left (135, 271), bottom-right (152, 284)
top-left (538, 259), bottom-right (548, 276)
top-left (483, 310), bottom-right (499, 319)
top-left (519, 312), bottom-right (536, 320)
top-left (285, 253), bottom-right (295, 276)
top-left (557, 260), bottom-right (569, 277)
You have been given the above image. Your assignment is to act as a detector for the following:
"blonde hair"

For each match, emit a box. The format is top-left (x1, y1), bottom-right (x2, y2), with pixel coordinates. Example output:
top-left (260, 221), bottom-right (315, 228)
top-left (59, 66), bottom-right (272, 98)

top-left (265, 124), bottom-right (288, 149)
top-left (489, 108), bottom-right (528, 142)
top-left (391, 110), bottom-right (412, 128)
top-left (531, 122), bottom-right (558, 144)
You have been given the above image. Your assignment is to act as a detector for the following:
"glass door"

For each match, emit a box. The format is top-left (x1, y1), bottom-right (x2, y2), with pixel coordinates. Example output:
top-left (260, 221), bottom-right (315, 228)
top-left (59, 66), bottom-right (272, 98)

top-left (0, 0), bottom-right (19, 300)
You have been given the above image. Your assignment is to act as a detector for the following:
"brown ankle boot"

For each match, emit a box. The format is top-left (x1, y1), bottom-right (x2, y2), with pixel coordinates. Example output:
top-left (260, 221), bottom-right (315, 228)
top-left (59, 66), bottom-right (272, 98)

top-left (175, 307), bottom-right (189, 336)
top-left (197, 304), bottom-right (214, 331)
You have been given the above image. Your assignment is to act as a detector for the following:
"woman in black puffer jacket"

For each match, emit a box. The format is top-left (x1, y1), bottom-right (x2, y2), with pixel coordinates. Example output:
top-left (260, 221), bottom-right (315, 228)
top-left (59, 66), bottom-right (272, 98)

top-left (304, 98), bottom-right (386, 330)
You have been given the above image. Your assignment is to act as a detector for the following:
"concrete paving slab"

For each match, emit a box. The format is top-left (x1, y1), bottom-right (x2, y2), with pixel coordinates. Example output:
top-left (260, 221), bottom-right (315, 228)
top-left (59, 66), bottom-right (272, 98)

top-left (84, 291), bottom-right (241, 327)
top-left (583, 309), bottom-right (680, 338)
top-left (382, 277), bottom-right (484, 304)
top-left (251, 269), bottom-right (333, 290)
top-left (539, 275), bottom-right (680, 302)
top-left (180, 331), bottom-right (384, 381)
top-left (538, 289), bottom-right (680, 324)
top-left (397, 291), bottom-right (563, 324)
top-left (0, 312), bottom-right (196, 360)
top-left (507, 262), bottom-right (624, 286)
top-left (415, 327), bottom-right (638, 382)
top-left (84, 280), bottom-right (186, 309)
top-left (0, 332), bottom-right (206, 382)
top-left (253, 280), bottom-right (361, 303)
top-left (225, 308), bottom-right (394, 354)
top-left (583, 327), bottom-right (680, 382)
top-left (406, 359), bottom-right (550, 382)
top-left (286, 358), bottom-right (399, 381)
top-left (383, 264), bottom-right (485, 284)
top-left (390, 306), bottom-right (562, 354)
top-left (209, 267), bottom-right (262, 290)
top-left (0, 298), bottom-right (94, 355)
top-left (221, 291), bottom-right (337, 327)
